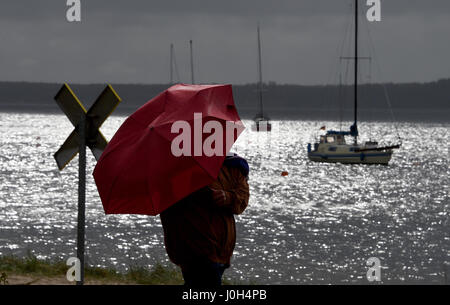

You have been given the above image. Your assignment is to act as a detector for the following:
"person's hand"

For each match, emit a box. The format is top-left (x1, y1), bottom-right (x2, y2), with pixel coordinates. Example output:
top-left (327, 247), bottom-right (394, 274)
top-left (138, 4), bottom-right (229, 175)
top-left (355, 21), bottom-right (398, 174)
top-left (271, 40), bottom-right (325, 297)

top-left (210, 189), bottom-right (226, 206)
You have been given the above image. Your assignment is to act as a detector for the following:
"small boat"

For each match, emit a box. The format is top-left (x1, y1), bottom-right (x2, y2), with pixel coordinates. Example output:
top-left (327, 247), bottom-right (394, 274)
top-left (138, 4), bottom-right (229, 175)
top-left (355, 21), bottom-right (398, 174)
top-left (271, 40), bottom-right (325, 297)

top-left (252, 24), bottom-right (271, 132)
top-left (252, 116), bottom-right (272, 132)
top-left (307, 129), bottom-right (400, 165)
top-left (307, 0), bottom-right (400, 165)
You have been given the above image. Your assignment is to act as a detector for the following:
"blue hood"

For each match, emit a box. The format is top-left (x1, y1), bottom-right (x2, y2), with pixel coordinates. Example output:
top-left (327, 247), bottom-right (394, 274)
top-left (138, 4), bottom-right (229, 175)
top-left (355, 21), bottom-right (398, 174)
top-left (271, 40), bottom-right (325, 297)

top-left (223, 153), bottom-right (249, 177)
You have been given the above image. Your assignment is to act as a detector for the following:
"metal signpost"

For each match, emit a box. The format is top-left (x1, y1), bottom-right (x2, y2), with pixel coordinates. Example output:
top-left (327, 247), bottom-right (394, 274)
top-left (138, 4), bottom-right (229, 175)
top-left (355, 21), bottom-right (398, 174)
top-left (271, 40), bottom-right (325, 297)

top-left (53, 83), bottom-right (121, 285)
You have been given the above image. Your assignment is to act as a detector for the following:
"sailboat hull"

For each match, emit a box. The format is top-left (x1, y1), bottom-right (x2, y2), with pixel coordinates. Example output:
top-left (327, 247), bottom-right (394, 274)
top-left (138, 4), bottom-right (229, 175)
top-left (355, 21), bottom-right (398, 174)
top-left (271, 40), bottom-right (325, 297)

top-left (308, 151), bottom-right (393, 165)
top-left (251, 120), bottom-right (272, 132)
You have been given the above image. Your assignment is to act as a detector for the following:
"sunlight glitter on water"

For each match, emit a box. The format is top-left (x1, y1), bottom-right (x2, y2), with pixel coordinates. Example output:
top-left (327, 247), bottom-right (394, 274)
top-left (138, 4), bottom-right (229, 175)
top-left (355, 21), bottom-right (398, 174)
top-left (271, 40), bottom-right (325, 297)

top-left (0, 112), bottom-right (448, 284)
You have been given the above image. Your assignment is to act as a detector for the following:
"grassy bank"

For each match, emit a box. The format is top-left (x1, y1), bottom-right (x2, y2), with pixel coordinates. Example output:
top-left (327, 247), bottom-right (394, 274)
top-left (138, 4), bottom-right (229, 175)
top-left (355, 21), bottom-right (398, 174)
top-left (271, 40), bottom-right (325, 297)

top-left (0, 254), bottom-right (246, 285)
top-left (0, 254), bottom-right (183, 285)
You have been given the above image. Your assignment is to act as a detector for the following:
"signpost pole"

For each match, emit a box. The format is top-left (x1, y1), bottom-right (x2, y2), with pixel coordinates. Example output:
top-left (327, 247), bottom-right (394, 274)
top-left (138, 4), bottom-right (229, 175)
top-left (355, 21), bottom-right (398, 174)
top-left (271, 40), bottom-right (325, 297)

top-left (76, 114), bottom-right (86, 285)
top-left (53, 83), bottom-right (121, 285)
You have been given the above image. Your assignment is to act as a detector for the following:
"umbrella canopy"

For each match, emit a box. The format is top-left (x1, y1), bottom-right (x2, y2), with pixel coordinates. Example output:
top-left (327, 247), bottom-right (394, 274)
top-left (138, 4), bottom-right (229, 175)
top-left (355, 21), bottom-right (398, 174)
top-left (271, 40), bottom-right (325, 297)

top-left (93, 84), bottom-right (245, 215)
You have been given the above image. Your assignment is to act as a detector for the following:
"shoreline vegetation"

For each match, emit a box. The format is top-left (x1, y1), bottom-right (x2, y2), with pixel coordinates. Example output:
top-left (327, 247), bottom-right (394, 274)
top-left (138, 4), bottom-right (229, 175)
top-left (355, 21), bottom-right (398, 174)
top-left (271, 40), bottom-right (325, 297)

top-left (0, 79), bottom-right (449, 122)
top-left (0, 254), bottom-right (243, 285)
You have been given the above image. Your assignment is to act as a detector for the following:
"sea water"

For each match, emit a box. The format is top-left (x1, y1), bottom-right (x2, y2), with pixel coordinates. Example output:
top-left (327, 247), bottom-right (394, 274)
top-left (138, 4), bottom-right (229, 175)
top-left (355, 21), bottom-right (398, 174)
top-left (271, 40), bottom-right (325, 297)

top-left (0, 112), bottom-right (448, 284)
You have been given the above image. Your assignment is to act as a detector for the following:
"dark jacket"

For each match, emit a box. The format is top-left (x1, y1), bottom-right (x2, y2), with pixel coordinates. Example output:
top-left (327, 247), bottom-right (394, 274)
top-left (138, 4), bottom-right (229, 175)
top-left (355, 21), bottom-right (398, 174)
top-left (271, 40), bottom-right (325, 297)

top-left (160, 160), bottom-right (249, 268)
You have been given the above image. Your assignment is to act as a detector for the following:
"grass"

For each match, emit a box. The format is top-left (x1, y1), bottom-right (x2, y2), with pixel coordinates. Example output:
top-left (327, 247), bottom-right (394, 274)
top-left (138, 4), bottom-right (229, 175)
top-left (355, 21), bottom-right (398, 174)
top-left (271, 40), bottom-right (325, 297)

top-left (0, 253), bottom-right (249, 285)
top-left (0, 253), bottom-right (184, 285)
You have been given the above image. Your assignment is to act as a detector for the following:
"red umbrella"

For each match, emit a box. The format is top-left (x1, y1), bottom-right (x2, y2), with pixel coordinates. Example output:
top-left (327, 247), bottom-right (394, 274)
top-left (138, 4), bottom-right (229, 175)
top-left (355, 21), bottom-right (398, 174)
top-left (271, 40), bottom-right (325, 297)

top-left (93, 84), bottom-right (245, 215)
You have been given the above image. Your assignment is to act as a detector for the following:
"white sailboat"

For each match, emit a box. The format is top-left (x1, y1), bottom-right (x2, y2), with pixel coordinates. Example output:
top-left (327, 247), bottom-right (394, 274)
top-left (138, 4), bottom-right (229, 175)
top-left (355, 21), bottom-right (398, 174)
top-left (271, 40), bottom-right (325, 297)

top-left (307, 0), bottom-right (400, 165)
top-left (252, 24), bottom-right (271, 132)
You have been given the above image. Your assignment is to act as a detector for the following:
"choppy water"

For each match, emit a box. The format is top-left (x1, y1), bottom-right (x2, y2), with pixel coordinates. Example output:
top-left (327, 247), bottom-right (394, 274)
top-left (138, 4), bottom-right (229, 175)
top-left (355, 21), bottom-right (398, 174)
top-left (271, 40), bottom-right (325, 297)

top-left (0, 112), bottom-right (448, 284)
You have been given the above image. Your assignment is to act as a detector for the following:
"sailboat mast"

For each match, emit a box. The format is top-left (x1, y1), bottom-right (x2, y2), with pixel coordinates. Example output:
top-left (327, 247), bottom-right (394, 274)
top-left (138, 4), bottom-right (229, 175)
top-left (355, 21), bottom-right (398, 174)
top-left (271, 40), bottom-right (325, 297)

top-left (190, 40), bottom-right (195, 84)
top-left (257, 24), bottom-right (264, 117)
top-left (170, 43), bottom-right (174, 84)
top-left (354, 0), bottom-right (358, 133)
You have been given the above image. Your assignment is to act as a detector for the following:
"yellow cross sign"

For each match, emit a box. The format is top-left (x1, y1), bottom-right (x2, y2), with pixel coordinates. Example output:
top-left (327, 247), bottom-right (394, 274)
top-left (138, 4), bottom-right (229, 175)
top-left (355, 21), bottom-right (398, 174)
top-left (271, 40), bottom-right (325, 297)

top-left (54, 83), bottom-right (122, 170)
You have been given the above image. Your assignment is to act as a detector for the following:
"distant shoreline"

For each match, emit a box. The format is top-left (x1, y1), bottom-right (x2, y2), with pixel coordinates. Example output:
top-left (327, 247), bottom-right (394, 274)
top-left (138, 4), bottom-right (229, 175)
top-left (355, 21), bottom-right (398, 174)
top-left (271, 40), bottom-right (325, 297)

top-left (0, 107), bottom-right (448, 123)
top-left (0, 79), bottom-right (449, 123)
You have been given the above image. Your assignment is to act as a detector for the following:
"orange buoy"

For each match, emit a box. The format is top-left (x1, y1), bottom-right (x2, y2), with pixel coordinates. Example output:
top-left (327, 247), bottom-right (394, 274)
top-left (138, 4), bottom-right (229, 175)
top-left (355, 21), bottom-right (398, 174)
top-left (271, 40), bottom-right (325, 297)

top-left (281, 171), bottom-right (288, 176)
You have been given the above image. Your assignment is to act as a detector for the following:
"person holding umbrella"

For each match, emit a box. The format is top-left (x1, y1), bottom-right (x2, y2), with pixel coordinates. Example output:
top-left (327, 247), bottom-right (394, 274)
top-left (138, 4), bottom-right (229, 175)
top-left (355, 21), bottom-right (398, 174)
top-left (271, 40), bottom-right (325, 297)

top-left (160, 152), bottom-right (249, 286)
top-left (93, 84), bottom-right (249, 286)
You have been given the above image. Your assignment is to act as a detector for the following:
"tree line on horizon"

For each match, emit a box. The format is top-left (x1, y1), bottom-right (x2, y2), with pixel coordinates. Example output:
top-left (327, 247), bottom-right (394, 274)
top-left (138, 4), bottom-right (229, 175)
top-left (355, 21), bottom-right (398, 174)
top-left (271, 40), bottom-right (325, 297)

top-left (0, 78), bottom-right (448, 122)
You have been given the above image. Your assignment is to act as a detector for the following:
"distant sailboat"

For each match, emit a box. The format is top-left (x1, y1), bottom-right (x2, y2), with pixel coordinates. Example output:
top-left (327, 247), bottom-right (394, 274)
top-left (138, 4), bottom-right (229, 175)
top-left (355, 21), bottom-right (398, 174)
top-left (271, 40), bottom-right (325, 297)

top-left (252, 24), bottom-right (271, 132)
top-left (169, 41), bottom-right (194, 85)
top-left (169, 43), bottom-right (180, 85)
top-left (307, 0), bottom-right (400, 165)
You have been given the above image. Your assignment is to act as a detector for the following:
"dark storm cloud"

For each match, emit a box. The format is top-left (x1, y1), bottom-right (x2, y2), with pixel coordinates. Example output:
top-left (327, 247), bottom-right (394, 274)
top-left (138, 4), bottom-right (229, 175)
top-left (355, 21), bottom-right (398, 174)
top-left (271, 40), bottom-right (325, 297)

top-left (0, 0), bottom-right (449, 84)
top-left (2, 1), bottom-right (448, 20)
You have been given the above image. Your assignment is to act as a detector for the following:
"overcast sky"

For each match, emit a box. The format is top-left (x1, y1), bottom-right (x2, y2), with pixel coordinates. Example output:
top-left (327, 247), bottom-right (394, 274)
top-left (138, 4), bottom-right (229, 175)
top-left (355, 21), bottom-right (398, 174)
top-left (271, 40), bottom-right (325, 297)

top-left (0, 0), bottom-right (449, 85)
